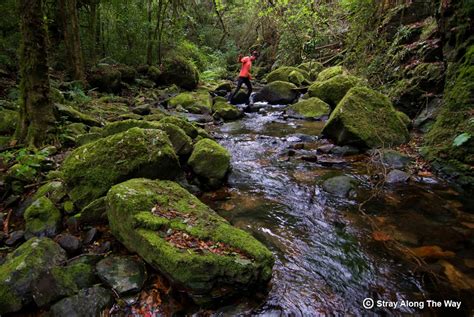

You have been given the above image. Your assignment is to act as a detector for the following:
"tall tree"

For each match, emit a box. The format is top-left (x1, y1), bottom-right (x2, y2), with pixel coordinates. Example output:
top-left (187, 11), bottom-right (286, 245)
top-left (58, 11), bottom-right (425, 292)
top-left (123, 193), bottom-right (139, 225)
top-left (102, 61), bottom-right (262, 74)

top-left (146, 0), bottom-right (153, 65)
top-left (15, 0), bottom-right (56, 147)
top-left (59, 0), bottom-right (85, 82)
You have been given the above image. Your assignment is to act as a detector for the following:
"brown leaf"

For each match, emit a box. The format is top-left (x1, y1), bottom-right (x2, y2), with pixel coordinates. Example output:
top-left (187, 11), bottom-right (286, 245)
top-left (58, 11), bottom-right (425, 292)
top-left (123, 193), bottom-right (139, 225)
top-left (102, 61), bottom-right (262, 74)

top-left (372, 230), bottom-right (392, 241)
top-left (410, 246), bottom-right (455, 259)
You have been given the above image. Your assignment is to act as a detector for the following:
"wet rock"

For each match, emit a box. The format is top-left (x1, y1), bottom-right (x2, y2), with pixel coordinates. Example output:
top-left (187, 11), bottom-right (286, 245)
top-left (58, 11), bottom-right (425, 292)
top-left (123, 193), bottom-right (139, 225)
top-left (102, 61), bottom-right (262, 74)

top-left (214, 81), bottom-right (232, 93)
top-left (24, 197), bottom-right (62, 239)
top-left (132, 104), bottom-right (151, 115)
top-left (322, 86), bottom-right (409, 148)
top-left (314, 155), bottom-right (347, 166)
top-left (230, 91), bottom-right (249, 105)
top-left (168, 90), bottom-right (212, 114)
top-left (83, 227), bottom-right (98, 245)
top-left (286, 97), bottom-right (330, 120)
top-left (32, 180), bottom-right (67, 204)
top-left (386, 169), bottom-right (410, 184)
top-left (322, 175), bottom-right (356, 198)
top-left (413, 97), bottom-right (443, 132)
top-left (78, 197), bottom-right (107, 225)
top-left (0, 237), bottom-right (67, 314)
top-left (106, 178), bottom-right (274, 305)
top-left (5, 230), bottom-right (25, 246)
top-left (329, 145), bottom-right (360, 156)
top-left (31, 267), bottom-right (78, 307)
top-left (96, 256), bottom-right (147, 295)
top-left (254, 81), bottom-right (299, 105)
top-left (63, 261), bottom-right (98, 289)
top-left (308, 75), bottom-right (363, 108)
top-left (56, 234), bottom-right (82, 254)
top-left (188, 138), bottom-right (231, 188)
top-left (61, 127), bottom-right (180, 208)
top-left (379, 150), bottom-right (412, 169)
top-left (212, 98), bottom-right (243, 121)
top-left (316, 66), bottom-right (346, 81)
top-left (49, 285), bottom-right (113, 317)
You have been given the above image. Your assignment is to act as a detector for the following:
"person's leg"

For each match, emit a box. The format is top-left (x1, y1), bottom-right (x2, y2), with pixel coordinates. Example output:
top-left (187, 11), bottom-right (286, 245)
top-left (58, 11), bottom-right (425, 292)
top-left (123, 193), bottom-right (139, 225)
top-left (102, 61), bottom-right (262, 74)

top-left (228, 77), bottom-right (244, 102)
top-left (243, 77), bottom-right (252, 102)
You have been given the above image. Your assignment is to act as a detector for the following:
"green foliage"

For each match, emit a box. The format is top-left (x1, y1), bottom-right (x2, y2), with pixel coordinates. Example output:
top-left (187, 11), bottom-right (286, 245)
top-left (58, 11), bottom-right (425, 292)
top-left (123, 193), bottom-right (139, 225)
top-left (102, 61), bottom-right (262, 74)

top-left (453, 133), bottom-right (471, 147)
top-left (1, 147), bottom-right (51, 180)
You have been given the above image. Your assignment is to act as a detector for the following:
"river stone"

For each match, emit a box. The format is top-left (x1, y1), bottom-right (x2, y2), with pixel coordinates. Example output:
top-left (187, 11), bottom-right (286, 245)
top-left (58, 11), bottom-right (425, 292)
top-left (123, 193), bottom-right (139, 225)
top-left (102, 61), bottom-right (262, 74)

top-left (212, 99), bottom-right (242, 121)
top-left (230, 91), bottom-right (250, 105)
top-left (386, 169), bottom-right (411, 183)
top-left (317, 66), bottom-right (345, 81)
top-left (254, 81), bottom-right (299, 105)
top-left (96, 256), bottom-right (147, 295)
top-left (322, 86), bottom-right (409, 148)
top-left (0, 237), bottom-right (67, 314)
top-left (24, 197), bottom-right (62, 240)
top-left (106, 178), bottom-right (274, 304)
top-left (168, 91), bottom-right (212, 114)
top-left (61, 127), bottom-right (180, 208)
top-left (379, 150), bottom-right (413, 169)
top-left (56, 234), bottom-right (82, 254)
top-left (49, 285), bottom-right (113, 317)
top-left (322, 175), bottom-right (356, 198)
top-left (5, 230), bottom-right (24, 246)
top-left (188, 138), bottom-right (231, 187)
top-left (286, 97), bottom-right (330, 120)
top-left (308, 75), bottom-right (363, 108)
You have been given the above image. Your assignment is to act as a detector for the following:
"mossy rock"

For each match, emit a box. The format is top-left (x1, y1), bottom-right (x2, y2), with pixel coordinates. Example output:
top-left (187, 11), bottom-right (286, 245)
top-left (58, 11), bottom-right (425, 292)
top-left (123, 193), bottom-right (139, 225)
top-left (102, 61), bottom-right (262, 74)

top-left (88, 65), bottom-right (122, 93)
top-left (147, 66), bottom-right (162, 83)
top-left (317, 66), bottom-right (346, 81)
top-left (160, 116), bottom-right (199, 139)
top-left (396, 111), bottom-right (411, 127)
top-left (77, 196), bottom-right (107, 224)
top-left (159, 56), bottom-right (200, 90)
top-left (298, 61), bottom-right (324, 78)
top-left (106, 178), bottom-right (274, 304)
top-left (116, 64), bottom-right (137, 83)
top-left (54, 103), bottom-right (101, 127)
top-left (0, 108), bottom-right (17, 135)
top-left (49, 285), bottom-right (113, 317)
top-left (33, 180), bottom-right (67, 204)
top-left (168, 91), bottom-right (212, 114)
top-left (61, 127), bottom-right (181, 208)
top-left (308, 75), bottom-right (364, 108)
top-left (254, 81), bottom-right (299, 105)
top-left (24, 197), bottom-right (62, 239)
top-left (0, 237), bottom-right (67, 314)
top-left (322, 86), bottom-right (409, 148)
top-left (30, 266), bottom-right (78, 307)
top-left (212, 101), bottom-right (242, 121)
top-left (266, 66), bottom-right (310, 84)
top-left (188, 138), bottom-right (231, 187)
top-left (322, 175), bottom-right (357, 198)
top-left (286, 98), bottom-right (330, 120)
top-left (288, 70), bottom-right (306, 86)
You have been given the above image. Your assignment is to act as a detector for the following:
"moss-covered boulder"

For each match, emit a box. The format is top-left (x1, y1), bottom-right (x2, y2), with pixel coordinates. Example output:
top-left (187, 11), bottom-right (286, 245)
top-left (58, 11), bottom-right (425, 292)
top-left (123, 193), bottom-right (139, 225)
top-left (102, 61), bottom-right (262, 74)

top-left (61, 127), bottom-right (180, 208)
top-left (317, 66), bottom-right (346, 81)
top-left (212, 99), bottom-right (242, 121)
top-left (32, 180), bottom-right (67, 204)
top-left (322, 86), bottom-right (409, 148)
top-left (188, 138), bottom-right (231, 187)
top-left (0, 237), bottom-right (67, 314)
top-left (254, 81), bottom-right (299, 105)
top-left (168, 91), bottom-right (212, 114)
top-left (106, 178), bottom-right (274, 304)
top-left (24, 197), bottom-right (62, 239)
top-left (54, 103), bottom-right (101, 127)
top-left (308, 75), bottom-right (363, 108)
top-left (266, 66), bottom-right (310, 84)
top-left (88, 65), bottom-right (122, 93)
top-left (298, 61), bottom-right (324, 78)
top-left (49, 285), bottom-right (113, 317)
top-left (160, 116), bottom-right (199, 139)
top-left (0, 108), bottom-right (17, 135)
top-left (116, 64), bottom-right (137, 83)
top-left (159, 56), bottom-right (200, 90)
top-left (286, 98), bottom-right (330, 120)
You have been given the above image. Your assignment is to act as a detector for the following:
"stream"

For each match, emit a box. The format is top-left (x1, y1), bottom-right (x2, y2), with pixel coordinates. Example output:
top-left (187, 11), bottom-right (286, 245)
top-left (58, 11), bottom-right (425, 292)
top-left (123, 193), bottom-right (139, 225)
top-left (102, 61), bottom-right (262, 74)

top-left (192, 101), bottom-right (474, 315)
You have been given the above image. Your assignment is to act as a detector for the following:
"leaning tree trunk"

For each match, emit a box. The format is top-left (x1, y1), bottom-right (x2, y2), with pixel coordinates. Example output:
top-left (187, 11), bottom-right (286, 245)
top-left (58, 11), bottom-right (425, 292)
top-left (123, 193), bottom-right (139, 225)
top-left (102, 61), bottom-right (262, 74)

top-left (15, 0), bottom-right (56, 147)
top-left (59, 0), bottom-right (85, 82)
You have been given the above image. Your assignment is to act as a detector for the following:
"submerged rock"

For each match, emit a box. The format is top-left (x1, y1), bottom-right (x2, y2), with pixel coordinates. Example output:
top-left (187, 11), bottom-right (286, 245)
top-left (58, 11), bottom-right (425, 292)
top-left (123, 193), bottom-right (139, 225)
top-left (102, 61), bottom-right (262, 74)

top-left (188, 138), bottom-right (231, 187)
top-left (254, 81), bottom-right (299, 105)
top-left (322, 86), bottom-right (409, 148)
top-left (106, 178), bottom-right (274, 304)
top-left (61, 127), bottom-right (180, 208)
top-left (379, 150), bottom-right (413, 169)
top-left (24, 197), bottom-right (62, 239)
top-left (96, 256), bottom-right (147, 295)
top-left (49, 285), bottom-right (113, 317)
top-left (308, 75), bottom-right (363, 108)
top-left (286, 97), bottom-right (330, 120)
top-left (0, 237), bottom-right (66, 314)
top-left (322, 175), bottom-right (356, 198)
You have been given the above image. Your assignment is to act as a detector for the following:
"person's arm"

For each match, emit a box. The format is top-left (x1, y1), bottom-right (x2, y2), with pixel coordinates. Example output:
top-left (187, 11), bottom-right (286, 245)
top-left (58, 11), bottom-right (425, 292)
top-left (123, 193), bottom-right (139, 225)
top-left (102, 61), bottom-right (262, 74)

top-left (237, 54), bottom-right (243, 63)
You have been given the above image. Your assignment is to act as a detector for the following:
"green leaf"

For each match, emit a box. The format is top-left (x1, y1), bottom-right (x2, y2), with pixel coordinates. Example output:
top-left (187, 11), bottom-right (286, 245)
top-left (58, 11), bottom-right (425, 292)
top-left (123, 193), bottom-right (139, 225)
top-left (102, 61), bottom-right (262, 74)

top-left (453, 133), bottom-right (471, 147)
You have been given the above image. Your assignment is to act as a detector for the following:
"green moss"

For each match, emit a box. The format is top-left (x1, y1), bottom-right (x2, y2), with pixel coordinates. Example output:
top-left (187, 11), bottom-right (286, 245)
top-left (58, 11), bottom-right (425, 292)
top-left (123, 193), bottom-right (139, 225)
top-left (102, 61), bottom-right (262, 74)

top-left (297, 61), bottom-right (324, 77)
top-left (266, 66), bottom-right (310, 83)
top-left (396, 111), bottom-right (411, 127)
top-left (256, 81), bottom-right (299, 105)
top-left (308, 75), bottom-right (364, 107)
top-left (61, 127), bottom-right (180, 208)
top-left (159, 116), bottom-right (199, 139)
top-left (317, 66), bottom-right (346, 81)
top-left (212, 101), bottom-right (242, 121)
top-left (77, 196), bottom-right (107, 224)
top-left (106, 178), bottom-right (274, 304)
top-left (322, 86), bottom-right (409, 148)
top-left (287, 98), bottom-right (330, 119)
top-left (55, 103), bottom-right (101, 127)
top-left (0, 108), bottom-right (18, 135)
top-left (24, 196), bottom-right (61, 239)
top-left (167, 91), bottom-right (212, 114)
top-left (33, 180), bottom-right (67, 203)
top-left (158, 123), bottom-right (194, 156)
top-left (62, 262), bottom-right (97, 289)
top-left (288, 70), bottom-right (305, 86)
top-left (160, 56), bottom-right (200, 90)
top-left (188, 138), bottom-right (230, 187)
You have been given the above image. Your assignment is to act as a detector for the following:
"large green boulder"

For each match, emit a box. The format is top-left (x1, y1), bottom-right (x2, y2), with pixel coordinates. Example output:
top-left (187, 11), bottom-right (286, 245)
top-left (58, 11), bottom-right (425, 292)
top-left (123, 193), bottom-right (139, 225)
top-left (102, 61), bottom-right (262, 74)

top-left (0, 237), bottom-right (67, 314)
top-left (0, 108), bottom-right (17, 135)
top-left (61, 127), bottom-right (180, 208)
top-left (298, 61), bottom-right (324, 79)
top-left (317, 66), bottom-right (346, 81)
top-left (159, 56), bottom-right (200, 90)
top-left (286, 97), bottom-right (330, 120)
top-left (160, 116), bottom-right (199, 139)
top-left (188, 138), bottom-right (230, 187)
top-left (168, 91), bottom-right (212, 114)
top-left (308, 75), bottom-right (363, 108)
top-left (266, 66), bottom-right (310, 84)
top-left (106, 178), bottom-right (274, 304)
top-left (322, 86), bottom-right (409, 148)
top-left (88, 65), bottom-right (122, 93)
top-left (24, 197), bottom-right (62, 239)
top-left (254, 81), bottom-right (299, 105)
top-left (212, 99), bottom-right (242, 121)
top-left (288, 70), bottom-right (305, 86)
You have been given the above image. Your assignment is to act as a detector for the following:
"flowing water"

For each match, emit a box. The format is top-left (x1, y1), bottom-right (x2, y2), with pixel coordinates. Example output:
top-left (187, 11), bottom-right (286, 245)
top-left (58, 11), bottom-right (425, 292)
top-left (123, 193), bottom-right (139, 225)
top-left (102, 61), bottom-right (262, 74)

top-left (195, 102), bottom-right (474, 316)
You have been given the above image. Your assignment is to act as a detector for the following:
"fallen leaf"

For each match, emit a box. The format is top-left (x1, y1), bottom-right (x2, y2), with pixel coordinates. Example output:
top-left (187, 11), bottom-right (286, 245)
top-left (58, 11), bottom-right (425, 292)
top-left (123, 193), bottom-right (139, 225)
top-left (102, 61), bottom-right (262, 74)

top-left (439, 260), bottom-right (474, 290)
top-left (372, 231), bottom-right (392, 241)
top-left (410, 246), bottom-right (455, 259)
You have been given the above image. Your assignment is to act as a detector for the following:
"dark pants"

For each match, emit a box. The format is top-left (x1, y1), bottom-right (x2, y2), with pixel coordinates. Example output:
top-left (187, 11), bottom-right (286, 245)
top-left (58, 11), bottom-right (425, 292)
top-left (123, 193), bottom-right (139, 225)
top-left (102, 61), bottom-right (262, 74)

top-left (229, 76), bottom-right (252, 103)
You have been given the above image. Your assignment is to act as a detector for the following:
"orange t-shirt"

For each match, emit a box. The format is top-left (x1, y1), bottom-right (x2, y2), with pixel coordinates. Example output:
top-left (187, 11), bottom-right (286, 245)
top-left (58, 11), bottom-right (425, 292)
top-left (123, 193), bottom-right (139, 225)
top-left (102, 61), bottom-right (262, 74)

top-left (239, 56), bottom-right (252, 79)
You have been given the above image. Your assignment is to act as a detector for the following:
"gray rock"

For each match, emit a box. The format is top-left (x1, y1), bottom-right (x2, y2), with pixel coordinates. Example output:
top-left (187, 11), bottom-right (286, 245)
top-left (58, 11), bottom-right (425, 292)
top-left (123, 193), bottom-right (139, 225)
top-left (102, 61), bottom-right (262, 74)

top-left (96, 256), bottom-right (147, 295)
top-left (380, 150), bottom-right (412, 169)
top-left (57, 234), bottom-right (82, 254)
top-left (322, 175), bottom-right (356, 198)
top-left (49, 285), bottom-right (113, 317)
top-left (31, 267), bottom-right (78, 307)
top-left (83, 227), bottom-right (98, 245)
top-left (330, 145), bottom-right (360, 156)
top-left (5, 230), bottom-right (24, 246)
top-left (386, 169), bottom-right (410, 184)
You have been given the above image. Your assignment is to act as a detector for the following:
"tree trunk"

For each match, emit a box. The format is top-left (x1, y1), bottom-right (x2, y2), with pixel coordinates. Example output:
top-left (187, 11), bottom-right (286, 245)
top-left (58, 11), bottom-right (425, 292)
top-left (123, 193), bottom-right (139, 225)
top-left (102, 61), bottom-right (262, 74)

top-left (146, 0), bottom-right (153, 65)
top-left (15, 0), bottom-right (56, 147)
top-left (89, 0), bottom-right (98, 64)
top-left (59, 0), bottom-right (85, 82)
